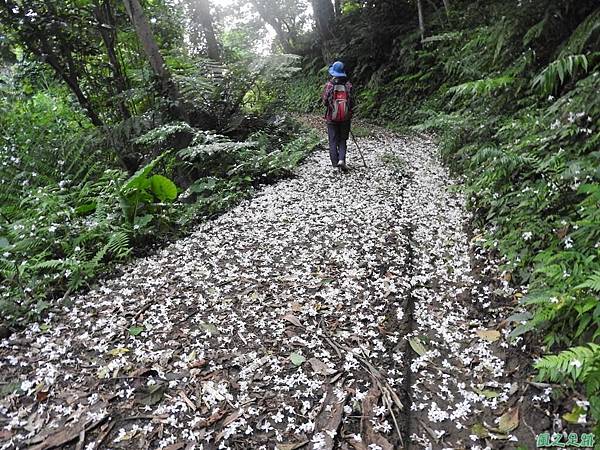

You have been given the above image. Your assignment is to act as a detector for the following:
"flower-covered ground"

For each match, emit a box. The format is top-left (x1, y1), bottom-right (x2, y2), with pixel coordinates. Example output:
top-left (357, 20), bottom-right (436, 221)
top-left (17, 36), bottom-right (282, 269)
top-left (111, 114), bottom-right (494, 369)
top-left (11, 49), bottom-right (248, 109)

top-left (1, 127), bottom-right (553, 449)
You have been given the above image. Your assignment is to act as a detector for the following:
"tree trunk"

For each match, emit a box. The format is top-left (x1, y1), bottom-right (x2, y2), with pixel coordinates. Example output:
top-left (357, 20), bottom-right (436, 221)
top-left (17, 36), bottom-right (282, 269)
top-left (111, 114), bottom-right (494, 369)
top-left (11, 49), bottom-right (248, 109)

top-left (334, 0), bottom-right (342, 17)
top-left (1, 1), bottom-right (104, 126)
top-left (417, 0), bottom-right (425, 42)
top-left (122, 0), bottom-right (187, 121)
top-left (442, 0), bottom-right (449, 16)
top-left (250, 0), bottom-right (295, 53)
top-left (37, 42), bottom-right (104, 126)
top-left (94, 0), bottom-right (131, 119)
top-left (312, 0), bottom-right (335, 42)
top-left (194, 0), bottom-right (220, 60)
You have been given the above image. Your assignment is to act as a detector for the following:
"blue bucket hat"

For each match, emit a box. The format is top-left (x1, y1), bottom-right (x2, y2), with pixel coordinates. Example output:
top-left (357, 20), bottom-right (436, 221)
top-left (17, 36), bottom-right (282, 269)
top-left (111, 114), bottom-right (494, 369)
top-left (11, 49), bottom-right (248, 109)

top-left (328, 61), bottom-right (347, 78)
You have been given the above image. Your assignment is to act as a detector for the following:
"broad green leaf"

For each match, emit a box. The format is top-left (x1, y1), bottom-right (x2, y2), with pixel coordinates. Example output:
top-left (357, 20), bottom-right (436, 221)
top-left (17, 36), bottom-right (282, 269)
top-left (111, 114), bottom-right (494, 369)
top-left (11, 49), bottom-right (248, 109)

top-left (75, 202), bottom-right (97, 215)
top-left (0, 382), bottom-right (21, 398)
top-left (290, 352), bottom-right (306, 366)
top-left (409, 337), bottom-right (427, 356)
top-left (474, 388), bottom-right (500, 399)
top-left (562, 405), bottom-right (585, 424)
top-left (128, 326), bottom-right (145, 336)
top-left (150, 174), bottom-right (177, 202)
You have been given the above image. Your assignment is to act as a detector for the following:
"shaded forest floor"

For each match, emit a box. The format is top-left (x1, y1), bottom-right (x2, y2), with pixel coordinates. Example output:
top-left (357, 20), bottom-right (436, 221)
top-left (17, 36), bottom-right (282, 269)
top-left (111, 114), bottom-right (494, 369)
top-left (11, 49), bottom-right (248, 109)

top-left (1, 123), bottom-right (558, 449)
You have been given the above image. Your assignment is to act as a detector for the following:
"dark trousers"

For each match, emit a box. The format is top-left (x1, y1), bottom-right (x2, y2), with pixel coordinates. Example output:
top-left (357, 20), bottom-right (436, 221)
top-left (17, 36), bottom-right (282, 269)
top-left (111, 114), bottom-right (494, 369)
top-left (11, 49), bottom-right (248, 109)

top-left (327, 121), bottom-right (351, 166)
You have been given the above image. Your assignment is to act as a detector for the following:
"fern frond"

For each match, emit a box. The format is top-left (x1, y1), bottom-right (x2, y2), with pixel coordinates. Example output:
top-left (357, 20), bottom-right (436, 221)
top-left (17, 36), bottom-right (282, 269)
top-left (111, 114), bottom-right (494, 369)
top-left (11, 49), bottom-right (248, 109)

top-left (558, 8), bottom-right (600, 57)
top-left (535, 343), bottom-right (600, 383)
top-left (576, 271), bottom-right (600, 292)
top-left (532, 54), bottom-right (589, 95)
top-left (523, 11), bottom-right (549, 46)
top-left (448, 76), bottom-right (514, 99)
top-left (106, 231), bottom-right (131, 259)
top-left (29, 259), bottom-right (65, 271)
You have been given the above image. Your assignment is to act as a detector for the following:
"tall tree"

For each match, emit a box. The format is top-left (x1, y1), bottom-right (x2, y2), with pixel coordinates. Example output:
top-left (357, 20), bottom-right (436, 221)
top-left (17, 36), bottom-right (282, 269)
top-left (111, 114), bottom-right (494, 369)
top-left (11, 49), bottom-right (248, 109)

top-left (311, 0), bottom-right (335, 42)
top-left (121, 0), bottom-right (187, 120)
top-left (185, 0), bottom-right (221, 59)
top-left (416, 0), bottom-right (425, 41)
top-left (251, 0), bottom-right (295, 53)
top-left (249, 0), bottom-right (310, 54)
top-left (334, 0), bottom-right (342, 17)
top-left (0, 0), bottom-right (104, 126)
top-left (93, 0), bottom-right (131, 119)
top-left (196, 0), bottom-right (220, 60)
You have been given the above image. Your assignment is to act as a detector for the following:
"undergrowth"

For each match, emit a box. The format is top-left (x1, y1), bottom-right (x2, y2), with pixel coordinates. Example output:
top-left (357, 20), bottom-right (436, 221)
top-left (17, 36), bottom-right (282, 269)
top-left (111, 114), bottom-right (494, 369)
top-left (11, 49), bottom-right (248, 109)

top-left (0, 62), bottom-right (319, 328)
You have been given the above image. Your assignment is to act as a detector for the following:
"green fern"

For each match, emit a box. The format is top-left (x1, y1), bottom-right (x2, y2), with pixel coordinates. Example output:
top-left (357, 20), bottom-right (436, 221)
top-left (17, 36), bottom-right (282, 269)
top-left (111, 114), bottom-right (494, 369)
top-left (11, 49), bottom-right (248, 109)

top-left (532, 54), bottom-right (589, 95)
top-left (523, 11), bottom-right (549, 46)
top-left (558, 8), bottom-right (600, 57)
top-left (29, 259), bottom-right (66, 271)
top-left (448, 75), bottom-right (514, 99)
top-left (535, 343), bottom-right (600, 383)
top-left (576, 272), bottom-right (600, 292)
top-left (106, 231), bottom-right (131, 259)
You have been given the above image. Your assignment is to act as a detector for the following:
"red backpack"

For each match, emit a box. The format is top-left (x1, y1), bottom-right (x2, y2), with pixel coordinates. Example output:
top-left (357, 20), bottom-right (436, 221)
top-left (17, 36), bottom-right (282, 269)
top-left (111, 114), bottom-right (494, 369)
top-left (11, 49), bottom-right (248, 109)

top-left (331, 84), bottom-right (350, 122)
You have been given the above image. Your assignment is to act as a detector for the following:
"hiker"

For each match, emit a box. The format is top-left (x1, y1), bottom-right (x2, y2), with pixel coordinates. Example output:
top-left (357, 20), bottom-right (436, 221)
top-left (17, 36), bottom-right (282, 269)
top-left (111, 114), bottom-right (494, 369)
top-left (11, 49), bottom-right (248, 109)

top-left (322, 61), bottom-right (353, 172)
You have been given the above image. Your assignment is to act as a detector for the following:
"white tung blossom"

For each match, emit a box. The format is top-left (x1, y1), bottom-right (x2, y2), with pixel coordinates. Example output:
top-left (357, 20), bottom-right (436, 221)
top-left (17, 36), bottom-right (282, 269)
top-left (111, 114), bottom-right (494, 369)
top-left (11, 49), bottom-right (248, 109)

top-left (0, 129), bottom-right (537, 448)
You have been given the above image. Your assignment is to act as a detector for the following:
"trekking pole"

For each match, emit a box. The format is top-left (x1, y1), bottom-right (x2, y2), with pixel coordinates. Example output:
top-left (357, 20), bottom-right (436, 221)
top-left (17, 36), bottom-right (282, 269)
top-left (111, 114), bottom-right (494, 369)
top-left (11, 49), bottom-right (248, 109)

top-left (350, 130), bottom-right (368, 168)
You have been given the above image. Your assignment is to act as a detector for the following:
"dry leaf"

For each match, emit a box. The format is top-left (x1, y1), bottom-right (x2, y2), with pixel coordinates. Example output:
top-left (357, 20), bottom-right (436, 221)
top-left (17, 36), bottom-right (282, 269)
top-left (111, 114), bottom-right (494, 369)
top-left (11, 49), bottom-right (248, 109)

top-left (189, 359), bottom-right (207, 368)
top-left (475, 329), bottom-right (501, 342)
top-left (28, 406), bottom-right (107, 450)
top-left (282, 313), bottom-right (303, 328)
top-left (107, 347), bottom-right (129, 357)
top-left (309, 386), bottom-right (347, 450)
top-left (498, 407), bottom-right (519, 433)
top-left (308, 357), bottom-right (336, 376)
top-left (164, 443), bottom-right (185, 450)
top-left (471, 423), bottom-right (489, 438)
top-left (276, 442), bottom-right (309, 450)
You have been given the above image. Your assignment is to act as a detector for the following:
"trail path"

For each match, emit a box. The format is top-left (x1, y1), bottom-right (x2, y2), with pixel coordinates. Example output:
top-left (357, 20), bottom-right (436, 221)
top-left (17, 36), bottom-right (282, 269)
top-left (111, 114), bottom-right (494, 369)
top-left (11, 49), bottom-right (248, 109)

top-left (1, 127), bottom-right (547, 449)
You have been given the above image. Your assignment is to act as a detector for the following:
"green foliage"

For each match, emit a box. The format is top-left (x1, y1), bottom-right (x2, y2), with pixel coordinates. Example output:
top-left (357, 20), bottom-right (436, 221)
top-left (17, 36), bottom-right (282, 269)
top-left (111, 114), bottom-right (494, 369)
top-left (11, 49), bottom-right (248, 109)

top-left (532, 54), bottom-right (590, 95)
top-left (535, 344), bottom-right (600, 419)
top-left (447, 75), bottom-right (515, 99)
top-left (119, 152), bottom-right (179, 223)
top-left (296, 0), bottom-right (599, 426)
top-left (557, 8), bottom-right (600, 58)
top-left (1, 41), bottom-right (318, 327)
top-left (342, 1), bottom-right (361, 15)
top-left (278, 70), bottom-right (325, 114)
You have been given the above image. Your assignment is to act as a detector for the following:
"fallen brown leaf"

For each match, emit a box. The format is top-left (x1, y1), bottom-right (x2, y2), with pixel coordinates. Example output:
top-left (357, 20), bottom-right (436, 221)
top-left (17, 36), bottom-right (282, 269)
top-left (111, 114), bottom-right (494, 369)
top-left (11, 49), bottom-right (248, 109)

top-left (276, 441), bottom-right (309, 450)
top-left (476, 329), bottom-right (501, 342)
top-left (308, 357), bottom-right (337, 376)
top-left (28, 406), bottom-right (108, 450)
top-left (360, 387), bottom-right (393, 450)
top-left (282, 313), bottom-right (303, 328)
top-left (309, 385), bottom-right (347, 450)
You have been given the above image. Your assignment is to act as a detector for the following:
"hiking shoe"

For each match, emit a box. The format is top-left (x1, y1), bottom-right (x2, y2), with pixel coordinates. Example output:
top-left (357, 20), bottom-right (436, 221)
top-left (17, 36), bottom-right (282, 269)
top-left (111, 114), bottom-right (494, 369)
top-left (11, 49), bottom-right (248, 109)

top-left (337, 160), bottom-right (348, 171)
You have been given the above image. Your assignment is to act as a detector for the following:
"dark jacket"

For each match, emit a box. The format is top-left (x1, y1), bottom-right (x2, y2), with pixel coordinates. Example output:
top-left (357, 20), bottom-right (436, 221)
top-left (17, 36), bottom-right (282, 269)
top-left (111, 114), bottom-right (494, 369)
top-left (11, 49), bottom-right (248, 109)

top-left (322, 77), bottom-right (353, 123)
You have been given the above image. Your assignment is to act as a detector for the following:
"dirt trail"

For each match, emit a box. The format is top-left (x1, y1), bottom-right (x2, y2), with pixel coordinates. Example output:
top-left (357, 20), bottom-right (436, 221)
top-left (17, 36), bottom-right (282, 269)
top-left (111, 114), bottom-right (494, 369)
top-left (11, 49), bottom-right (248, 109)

top-left (1, 127), bottom-right (548, 449)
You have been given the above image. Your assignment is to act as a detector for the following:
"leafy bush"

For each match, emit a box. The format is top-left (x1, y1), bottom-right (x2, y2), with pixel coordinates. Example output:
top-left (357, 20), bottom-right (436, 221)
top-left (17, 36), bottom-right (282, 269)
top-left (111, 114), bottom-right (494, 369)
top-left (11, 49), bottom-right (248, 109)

top-left (0, 64), bottom-right (319, 327)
